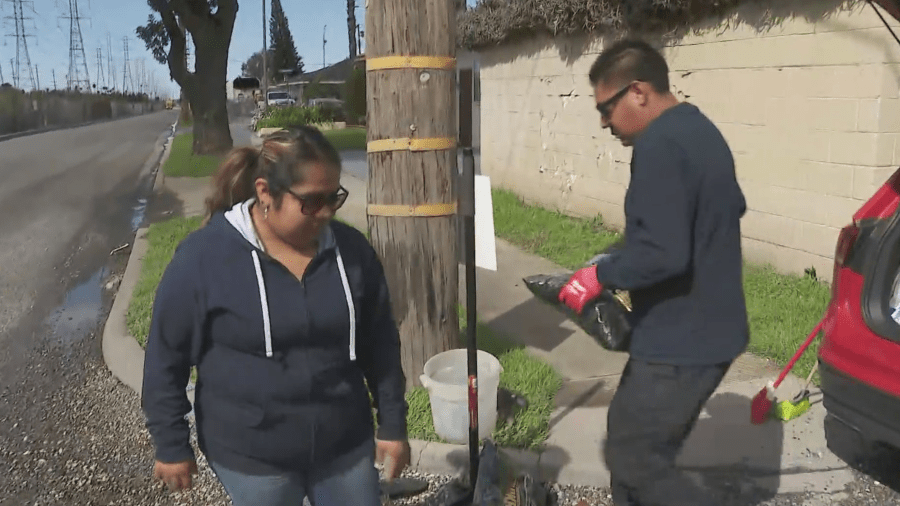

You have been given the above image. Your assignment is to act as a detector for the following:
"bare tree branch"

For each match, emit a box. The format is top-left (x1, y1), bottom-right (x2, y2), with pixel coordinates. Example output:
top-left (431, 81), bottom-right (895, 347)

top-left (148, 0), bottom-right (192, 88)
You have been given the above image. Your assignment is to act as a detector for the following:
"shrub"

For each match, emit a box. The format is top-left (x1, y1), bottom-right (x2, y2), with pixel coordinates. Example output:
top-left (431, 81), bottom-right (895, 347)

top-left (344, 67), bottom-right (366, 125)
top-left (256, 105), bottom-right (330, 130)
top-left (457, 0), bottom-right (850, 49)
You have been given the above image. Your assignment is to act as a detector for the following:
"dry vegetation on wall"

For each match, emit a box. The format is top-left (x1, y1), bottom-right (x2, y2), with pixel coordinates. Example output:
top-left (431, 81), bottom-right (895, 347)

top-left (457, 0), bottom-right (858, 49)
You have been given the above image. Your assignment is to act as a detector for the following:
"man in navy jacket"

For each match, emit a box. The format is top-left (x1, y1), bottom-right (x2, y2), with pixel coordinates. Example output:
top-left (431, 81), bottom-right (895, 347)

top-left (557, 39), bottom-right (749, 506)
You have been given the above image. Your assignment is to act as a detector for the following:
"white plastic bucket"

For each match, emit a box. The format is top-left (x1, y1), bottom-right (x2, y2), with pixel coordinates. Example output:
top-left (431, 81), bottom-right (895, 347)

top-left (419, 348), bottom-right (503, 444)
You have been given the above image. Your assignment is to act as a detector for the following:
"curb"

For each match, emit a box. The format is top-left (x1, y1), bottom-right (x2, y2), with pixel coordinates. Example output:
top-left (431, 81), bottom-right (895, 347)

top-left (153, 119), bottom-right (179, 191)
top-left (409, 440), bottom-right (606, 487)
top-left (101, 117), bottom-right (178, 397)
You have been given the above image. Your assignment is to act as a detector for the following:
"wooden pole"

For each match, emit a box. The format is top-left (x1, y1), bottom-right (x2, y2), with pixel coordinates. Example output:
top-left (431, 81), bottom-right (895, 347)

top-left (366, 0), bottom-right (459, 390)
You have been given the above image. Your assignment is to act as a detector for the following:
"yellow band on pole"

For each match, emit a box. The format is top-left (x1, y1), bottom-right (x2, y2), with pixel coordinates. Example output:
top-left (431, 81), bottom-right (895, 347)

top-left (367, 137), bottom-right (456, 153)
top-left (366, 56), bottom-right (456, 71)
top-left (367, 203), bottom-right (457, 217)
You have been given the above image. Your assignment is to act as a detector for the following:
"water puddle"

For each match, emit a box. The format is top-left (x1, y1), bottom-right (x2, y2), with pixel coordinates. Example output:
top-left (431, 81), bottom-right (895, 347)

top-left (45, 266), bottom-right (109, 345)
top-left (131, 198), bottom-right (148, 231)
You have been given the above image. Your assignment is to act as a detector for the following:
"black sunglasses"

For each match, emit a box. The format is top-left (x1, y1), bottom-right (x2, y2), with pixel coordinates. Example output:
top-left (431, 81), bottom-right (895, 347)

top-left (596, 82), bottom-right (635, 118)
top-left (285, 186), bottom-right (349, 215)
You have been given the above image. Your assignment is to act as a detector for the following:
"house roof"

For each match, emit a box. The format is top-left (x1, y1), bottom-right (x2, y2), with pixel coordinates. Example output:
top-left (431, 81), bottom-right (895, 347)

top-left (284, 56), bottom-right (365, 85)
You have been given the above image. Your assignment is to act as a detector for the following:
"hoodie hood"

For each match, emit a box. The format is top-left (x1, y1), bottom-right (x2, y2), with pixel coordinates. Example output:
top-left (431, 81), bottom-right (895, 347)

top-left (221, 199), bottom-right (356, 361)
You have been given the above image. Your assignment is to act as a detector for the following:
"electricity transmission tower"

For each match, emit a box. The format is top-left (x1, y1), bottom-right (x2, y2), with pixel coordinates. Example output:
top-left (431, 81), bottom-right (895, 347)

top-left (106, 32), bottom-right (114, 91)
top-left (3, 0), bottom-right (37, 90)
top-left (122, 36), bottom-right (131, 93)
top-left (96, 46), bottom-right (105, 89)
top-left (61, 0), bottom-right (90, 91)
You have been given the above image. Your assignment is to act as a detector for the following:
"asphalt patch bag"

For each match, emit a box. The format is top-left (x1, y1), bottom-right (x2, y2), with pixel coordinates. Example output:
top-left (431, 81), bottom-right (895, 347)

top-left (424, 440), bottom-right (555, 506)
top-left (523, 272), bottom-right (632, 353)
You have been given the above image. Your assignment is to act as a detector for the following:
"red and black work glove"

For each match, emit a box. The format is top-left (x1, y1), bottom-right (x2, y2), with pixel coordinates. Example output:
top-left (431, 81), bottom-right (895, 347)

top-left (558, 266), bottom-right (604, 315)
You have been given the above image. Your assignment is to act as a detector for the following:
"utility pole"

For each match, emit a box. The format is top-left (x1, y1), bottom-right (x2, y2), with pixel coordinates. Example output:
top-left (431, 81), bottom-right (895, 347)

top-left (34, 64), bottom-right (39, 90)
top-left (3, 0), bottom-right (37, 90)
top-left (62, 0), bottom-right (91, 92)
top-left (365, 0), bottom-right (459, 389)
top-left (52, 68), bottom-right (57, 90)
top-left (0, 61), bottom-right (4, 84)
top-left (346, 0), bottom-right (356, 60)
top-left (322, 25), bottom-right (327, 70)
top-left (262, 0), bottom-right (268, 108)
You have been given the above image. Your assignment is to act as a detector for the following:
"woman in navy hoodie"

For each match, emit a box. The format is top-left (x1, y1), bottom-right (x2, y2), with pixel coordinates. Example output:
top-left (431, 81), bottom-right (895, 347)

top-left (141, 126), bottom-right (409, 505)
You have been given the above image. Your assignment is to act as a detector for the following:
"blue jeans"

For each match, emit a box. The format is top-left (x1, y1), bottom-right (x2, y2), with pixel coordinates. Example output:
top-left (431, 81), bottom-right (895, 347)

top-left (208, 440), bottom-right (381, 506)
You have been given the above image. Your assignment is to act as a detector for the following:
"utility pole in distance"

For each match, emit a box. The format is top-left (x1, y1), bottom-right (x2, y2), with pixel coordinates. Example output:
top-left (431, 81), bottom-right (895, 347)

top-left (365, 0), bottom-right (459, 389)
top-left (261, 0), bottom-right (267, 109)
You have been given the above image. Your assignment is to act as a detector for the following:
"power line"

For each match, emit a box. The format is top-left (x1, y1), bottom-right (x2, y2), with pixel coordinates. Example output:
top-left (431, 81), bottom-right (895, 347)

top-left (60, 0), bottom-right (90, 91)
top-left (3, 0), bottom-right (37, 90)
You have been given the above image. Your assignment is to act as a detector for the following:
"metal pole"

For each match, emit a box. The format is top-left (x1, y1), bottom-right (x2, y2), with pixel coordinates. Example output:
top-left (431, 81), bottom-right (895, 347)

top-left (460, 147), bottom-right (479, 489)
top-left (262, 0), bottom-right (268, 109)
top-left (323, 25), bottom-right (327, 70)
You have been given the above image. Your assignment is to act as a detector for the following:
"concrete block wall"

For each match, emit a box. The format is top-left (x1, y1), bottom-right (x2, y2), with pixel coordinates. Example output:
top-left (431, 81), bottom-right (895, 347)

top-left (0, 93), bottom-right (162, 136)
top-left (477, 0), bottom-right (900, 281)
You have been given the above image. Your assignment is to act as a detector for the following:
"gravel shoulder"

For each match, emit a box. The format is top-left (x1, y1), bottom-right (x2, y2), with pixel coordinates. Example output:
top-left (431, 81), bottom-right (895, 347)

top-left (2, 340), bottom-right (900, 506)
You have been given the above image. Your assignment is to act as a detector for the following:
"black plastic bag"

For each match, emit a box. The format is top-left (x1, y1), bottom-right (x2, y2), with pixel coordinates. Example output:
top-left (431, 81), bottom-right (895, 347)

top-left (424, 440), bottom-right (555, 506)
top-left (523, 272), bottom-right (632, 352)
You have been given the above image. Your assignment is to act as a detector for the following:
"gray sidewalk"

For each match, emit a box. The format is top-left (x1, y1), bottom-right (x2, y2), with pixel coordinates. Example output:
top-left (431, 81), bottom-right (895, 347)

top-left (103, 126), bottom-right (854, 497)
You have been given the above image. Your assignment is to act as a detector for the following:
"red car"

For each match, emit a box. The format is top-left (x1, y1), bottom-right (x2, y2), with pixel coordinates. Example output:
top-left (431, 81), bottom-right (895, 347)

top-left (818, 168), bottom-right (900, 471)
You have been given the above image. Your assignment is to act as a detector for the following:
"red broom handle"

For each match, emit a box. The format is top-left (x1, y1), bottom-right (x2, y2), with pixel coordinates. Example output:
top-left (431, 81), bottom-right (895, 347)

top-left (773, 319), bottom-right (824, 389)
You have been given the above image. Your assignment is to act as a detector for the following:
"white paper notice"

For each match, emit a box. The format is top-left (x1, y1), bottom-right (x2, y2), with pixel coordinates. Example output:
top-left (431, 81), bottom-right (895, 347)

top-left (474, 175), bottom-right (497, 271)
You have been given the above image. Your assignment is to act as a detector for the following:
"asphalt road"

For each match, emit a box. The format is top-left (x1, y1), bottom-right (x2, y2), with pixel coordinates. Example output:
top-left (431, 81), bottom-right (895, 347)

top-left (0, 111), bottom-right (176, 382)
top-left (0, 111), bottom-right (178, 503)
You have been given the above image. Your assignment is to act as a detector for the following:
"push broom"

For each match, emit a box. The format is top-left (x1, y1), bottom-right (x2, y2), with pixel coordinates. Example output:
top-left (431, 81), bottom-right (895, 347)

top-left (750, 319), bottom-right (824, 424)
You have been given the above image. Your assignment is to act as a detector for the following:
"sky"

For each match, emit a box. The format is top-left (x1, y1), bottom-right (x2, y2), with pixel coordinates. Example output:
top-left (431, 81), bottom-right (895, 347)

top-left (0, 0), bottom-right (368, 98)
top-left (0, 0), bottom-right (478, 98)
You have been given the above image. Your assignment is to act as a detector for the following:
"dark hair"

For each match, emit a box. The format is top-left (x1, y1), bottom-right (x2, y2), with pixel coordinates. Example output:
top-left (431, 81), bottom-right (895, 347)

top-left (205, 125), bottom-right (343, 219)
top-left (588, 38), bottom-right (670, 93)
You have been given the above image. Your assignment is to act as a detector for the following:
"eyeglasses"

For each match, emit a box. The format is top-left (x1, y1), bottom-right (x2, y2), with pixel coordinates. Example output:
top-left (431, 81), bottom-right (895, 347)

top-left (595, 82), bottom-right (636, 118)
top-left (285, 186), bottom-right (349, 215)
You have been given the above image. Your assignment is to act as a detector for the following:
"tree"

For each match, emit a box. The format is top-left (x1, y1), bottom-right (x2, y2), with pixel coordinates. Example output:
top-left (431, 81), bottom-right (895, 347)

top-left (136, 0), bottom-right (236, 155)
top-left (269, 0), bottom-right (302, 83)
top-left (347, 0), bottom-right (357, 60)
top-left (241, 49), bottom-right (275, 83)
top-left (343, 66), bottom-right (365, 124)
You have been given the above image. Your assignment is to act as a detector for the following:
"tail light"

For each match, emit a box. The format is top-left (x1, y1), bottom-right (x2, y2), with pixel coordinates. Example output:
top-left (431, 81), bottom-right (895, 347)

top-left (831, 223), bottom-right (860, 300)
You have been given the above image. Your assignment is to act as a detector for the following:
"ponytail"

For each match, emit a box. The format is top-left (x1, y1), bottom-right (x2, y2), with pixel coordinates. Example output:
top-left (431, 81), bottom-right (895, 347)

top-left (205, 146), bottom-right (260, 221)
top-left (203, 127), bottom-right (343, 224)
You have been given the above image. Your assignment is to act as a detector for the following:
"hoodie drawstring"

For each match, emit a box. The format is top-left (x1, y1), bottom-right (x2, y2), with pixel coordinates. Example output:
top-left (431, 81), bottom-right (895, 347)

top-left (250, 247), bottom-right (356, 361)
top-left (334, 246), bottom-right (357, 362)
top-left (251, 250), bottom-right (274, 358)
